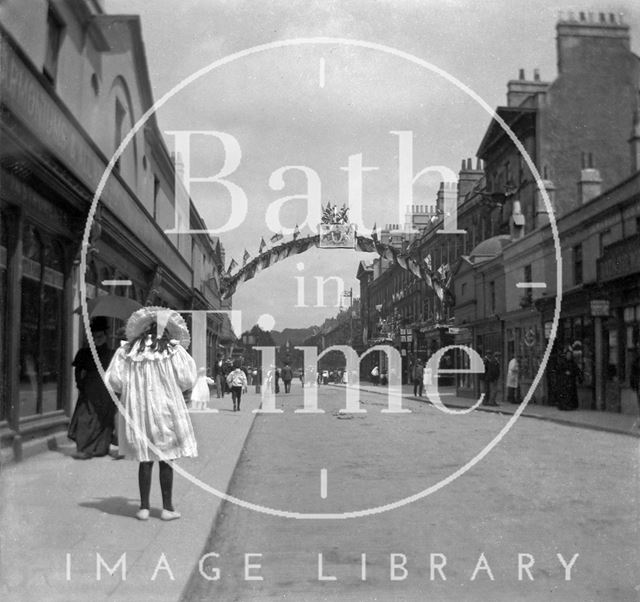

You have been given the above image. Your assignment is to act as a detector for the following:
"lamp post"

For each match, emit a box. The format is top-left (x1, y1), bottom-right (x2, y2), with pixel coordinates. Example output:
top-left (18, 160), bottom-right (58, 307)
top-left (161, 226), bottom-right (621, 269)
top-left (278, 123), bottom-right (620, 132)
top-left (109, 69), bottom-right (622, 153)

top-left (343, 288), bottom-right (353, 347)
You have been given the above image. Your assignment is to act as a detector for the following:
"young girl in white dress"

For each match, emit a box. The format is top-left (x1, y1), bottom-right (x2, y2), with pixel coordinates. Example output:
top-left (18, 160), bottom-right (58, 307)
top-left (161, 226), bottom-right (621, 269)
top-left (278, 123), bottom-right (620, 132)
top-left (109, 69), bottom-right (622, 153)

top-left (106, 307), bottom-right (197, 521)
top-left (191, 367), bottom-right (215, 410)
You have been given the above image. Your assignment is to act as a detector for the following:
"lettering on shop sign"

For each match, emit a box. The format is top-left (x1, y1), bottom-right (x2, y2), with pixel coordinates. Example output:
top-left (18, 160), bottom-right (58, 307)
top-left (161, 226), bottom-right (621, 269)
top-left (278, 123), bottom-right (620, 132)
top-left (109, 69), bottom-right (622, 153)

top-left (165, 130), bottom-right (463, 237)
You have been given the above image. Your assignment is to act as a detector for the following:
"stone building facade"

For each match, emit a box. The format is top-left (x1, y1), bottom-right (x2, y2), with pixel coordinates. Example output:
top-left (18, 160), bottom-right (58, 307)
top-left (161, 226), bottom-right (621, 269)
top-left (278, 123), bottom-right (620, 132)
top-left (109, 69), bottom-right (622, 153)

top-left (0, 0), bottom-right (229, 462)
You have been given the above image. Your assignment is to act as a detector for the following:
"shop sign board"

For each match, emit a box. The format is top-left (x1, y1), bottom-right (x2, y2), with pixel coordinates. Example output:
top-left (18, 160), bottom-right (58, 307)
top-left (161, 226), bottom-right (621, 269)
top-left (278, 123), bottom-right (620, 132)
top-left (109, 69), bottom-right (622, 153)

top-left (590, 300), bottom-right (610, 317)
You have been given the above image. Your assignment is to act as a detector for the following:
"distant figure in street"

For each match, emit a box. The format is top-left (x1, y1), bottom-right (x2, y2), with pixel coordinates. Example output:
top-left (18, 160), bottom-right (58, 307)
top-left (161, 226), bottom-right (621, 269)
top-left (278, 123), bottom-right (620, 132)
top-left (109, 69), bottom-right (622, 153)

top-left (281, 362), bottom-right (293, 393)
top-left (482, 351), bottom-right (500, 406)
top-left (68, 316), bottom-right (115, 460)
top-left (191, 367), bottom-right (215, 410)
top-left (253, 367), bottom-right (261, 394)
top-left (226, 359), bottom-right (248, 411)
top-left (412, 359), bottom-right (424, 397)
top-left (556, 348), bottom-right (581, 411)
top-left (214, 353), bottom-right (225, 398)
top-left (423, 357), bottom-right (434, 394)
top-left (371, 365), bottom-right (380, 385)
top-left (105, 307), bottom-right (197, 521)
top-left (274, 367), bottom-right (281, 394)
top-left (506, 355), bottom-right (521, 404)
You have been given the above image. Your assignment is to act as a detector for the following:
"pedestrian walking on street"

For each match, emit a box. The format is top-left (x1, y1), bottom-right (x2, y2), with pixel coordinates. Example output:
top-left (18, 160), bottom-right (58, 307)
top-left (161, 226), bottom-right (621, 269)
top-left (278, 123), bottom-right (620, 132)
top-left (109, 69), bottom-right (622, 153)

top-left (254, 367), bottom-right (261, 394)
top-left (281, 362), bottom-right (293, 393)
top-left (68, 317), bottom-right (116, 460)
top-left (482, 351), bottom-right (500, 406)
top-left (274, 367), bottom-right (281, 394)
top-left (506, 355), bottom-right (521, 404)
top-left (226, 359), bottom-right (248, 411)
top-left (556, 348), bottom-right (581, 411)
top-left (370, 365), bottom-right (380, 385)
top-left (214, 353), bottom-right (225, 398)
top-left (191, 367), bottom-right (215, 410)
top-left (412, 359), bottom-right (424, 397)
top-left (105, 307), bottom-right (197, 522)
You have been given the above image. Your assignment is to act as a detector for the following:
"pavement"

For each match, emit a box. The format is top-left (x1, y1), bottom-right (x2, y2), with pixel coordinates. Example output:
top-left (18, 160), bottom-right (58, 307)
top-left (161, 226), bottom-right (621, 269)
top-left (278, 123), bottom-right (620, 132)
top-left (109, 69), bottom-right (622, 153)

top-left (1, 382), bottom-right (638, 602)
top-left (333, 381), bottom-right (640, 438)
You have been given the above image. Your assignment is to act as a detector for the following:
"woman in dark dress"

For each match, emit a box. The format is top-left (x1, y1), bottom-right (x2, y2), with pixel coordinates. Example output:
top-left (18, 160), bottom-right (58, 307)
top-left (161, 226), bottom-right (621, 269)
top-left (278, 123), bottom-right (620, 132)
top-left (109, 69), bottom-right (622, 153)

top-left (556, 349), bottom-right (581, 411)
top-left (68, 317), bottom-right (115, 459)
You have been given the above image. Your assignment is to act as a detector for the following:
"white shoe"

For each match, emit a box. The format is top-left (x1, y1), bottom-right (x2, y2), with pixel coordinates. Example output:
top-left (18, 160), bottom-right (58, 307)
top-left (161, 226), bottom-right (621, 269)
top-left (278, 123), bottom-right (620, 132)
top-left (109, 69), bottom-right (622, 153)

top-left (160, 509), bottom-right (181, 521)
top-left (136, 508), bottom-right (150, 521)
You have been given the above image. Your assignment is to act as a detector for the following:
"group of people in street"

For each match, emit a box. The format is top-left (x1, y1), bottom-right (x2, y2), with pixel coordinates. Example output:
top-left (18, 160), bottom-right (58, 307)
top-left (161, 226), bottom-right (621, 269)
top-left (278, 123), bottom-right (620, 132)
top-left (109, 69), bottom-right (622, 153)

top-left (66, 309), bottom-right (640, 524)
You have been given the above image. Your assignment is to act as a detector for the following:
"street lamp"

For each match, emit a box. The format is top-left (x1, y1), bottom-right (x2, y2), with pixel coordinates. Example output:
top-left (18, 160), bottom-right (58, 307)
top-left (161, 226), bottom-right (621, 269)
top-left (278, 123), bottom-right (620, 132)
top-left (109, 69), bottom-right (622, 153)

top-left (343, 288), bottom-right (353, 346)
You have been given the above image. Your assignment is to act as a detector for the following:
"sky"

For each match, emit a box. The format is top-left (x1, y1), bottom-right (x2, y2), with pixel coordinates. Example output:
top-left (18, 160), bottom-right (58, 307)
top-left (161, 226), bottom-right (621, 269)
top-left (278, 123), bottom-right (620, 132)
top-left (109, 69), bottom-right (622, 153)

top-left (106, 0), bottom-right (639, 332)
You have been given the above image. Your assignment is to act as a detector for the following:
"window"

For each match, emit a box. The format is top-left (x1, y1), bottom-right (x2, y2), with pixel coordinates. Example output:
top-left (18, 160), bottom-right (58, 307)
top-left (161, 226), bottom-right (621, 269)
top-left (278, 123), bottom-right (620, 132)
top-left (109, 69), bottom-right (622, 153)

top-left (153, 176), bottom-right (160, 220)
top-left (599, 230), bottom-right (611, 256)
top-left (0, 211), bottom-right (8, 421)
top-left (114, 99), bottom-right (126, 172)
top-left (523, 264), bottom-right (532, 304)
top-left (43, 6), bottom-right (64, 85)
top-left (20, 226), bottom-right (65, 416)
top-left (489, 280), bottom-right (495, 313)
top-left (573, 244), bottom-right (583, 285)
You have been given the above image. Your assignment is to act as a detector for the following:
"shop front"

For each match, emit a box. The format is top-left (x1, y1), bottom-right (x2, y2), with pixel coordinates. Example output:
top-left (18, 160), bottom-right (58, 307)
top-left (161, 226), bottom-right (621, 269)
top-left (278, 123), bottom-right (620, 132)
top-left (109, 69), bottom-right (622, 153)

top-left (596, 233), bottom-right (640, 414)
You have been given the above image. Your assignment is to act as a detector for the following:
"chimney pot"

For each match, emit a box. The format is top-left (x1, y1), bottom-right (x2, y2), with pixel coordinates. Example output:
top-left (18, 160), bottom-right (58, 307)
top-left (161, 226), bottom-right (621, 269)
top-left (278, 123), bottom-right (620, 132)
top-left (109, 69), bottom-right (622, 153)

top-left (599, 12), bottom-right (606, 23)
top-left (519, 68), bottom-right (525, 80)
top-left (579, 11), bottom-right (586, 21)
top-left (533, 68), bottom-right (540, 81)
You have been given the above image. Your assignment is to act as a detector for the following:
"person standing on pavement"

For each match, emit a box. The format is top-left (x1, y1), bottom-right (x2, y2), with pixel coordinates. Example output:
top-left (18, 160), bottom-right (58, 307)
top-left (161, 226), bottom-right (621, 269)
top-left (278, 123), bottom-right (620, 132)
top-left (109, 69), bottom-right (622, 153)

top-left (226, 359), bottom-right (248, 411)
top-left (274, 367), bottom-right (281, 394)
top-left (370, 365), bottom-right (380, 385)
top-left (105, 307), bottom-right (197, 521)
top-left (191, 367), bottom-right (215, 410)
top-left (68, 316), bottom-right (116, 460)
top-left (281, 362), bottom-right (293, 393)
top-left (506, 355), bottom-right (521, 404)
top-left (412, 359), bottom-right (424, 397)
top-left (482, 351), bottom-right (500, 406)
top-left (214, 353), bottom-right (225, 398)
top-left (556, 348), bottom-right (581, 411)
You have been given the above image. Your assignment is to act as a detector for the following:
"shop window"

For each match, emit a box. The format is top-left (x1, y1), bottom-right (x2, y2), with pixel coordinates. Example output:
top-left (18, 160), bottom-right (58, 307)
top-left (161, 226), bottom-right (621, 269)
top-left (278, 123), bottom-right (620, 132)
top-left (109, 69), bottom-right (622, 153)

top-left (607, 329), bottom-right (618, 381)
top-left (573, 244), bottom-right (583, 285)
top-left (19, 227), bottom-right (65, 417)
top-left (43, 4), bottom-right (64, 85)
top-left (0, 211), bottom-right (8, 421)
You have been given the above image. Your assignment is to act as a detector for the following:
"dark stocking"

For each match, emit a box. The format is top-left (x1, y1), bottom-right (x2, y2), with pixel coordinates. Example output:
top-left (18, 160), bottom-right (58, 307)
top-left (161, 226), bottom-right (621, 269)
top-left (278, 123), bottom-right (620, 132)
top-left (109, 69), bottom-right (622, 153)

top-left (159, 461), bottom-right (174, 511)
top-left (138, 461), bottom-right (153, 510)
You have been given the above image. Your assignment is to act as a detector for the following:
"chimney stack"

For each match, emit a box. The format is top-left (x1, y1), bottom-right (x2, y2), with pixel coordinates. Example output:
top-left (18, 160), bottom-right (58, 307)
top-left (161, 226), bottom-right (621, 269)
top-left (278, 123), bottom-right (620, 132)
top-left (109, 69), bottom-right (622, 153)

top-left (556, 11), bottom-right (629, 75)
top-left (577, 153), bottom-right (602, 204)
top-left (507, 69), bottom-right (548, 107)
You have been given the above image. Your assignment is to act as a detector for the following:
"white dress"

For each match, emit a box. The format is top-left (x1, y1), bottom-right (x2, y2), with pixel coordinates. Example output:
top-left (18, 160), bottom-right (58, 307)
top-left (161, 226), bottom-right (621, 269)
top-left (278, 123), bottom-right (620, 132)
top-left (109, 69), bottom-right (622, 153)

top-left (192, 375), bottom-right (215, 404)
top-left (106, 341), bottom-right (198, 462)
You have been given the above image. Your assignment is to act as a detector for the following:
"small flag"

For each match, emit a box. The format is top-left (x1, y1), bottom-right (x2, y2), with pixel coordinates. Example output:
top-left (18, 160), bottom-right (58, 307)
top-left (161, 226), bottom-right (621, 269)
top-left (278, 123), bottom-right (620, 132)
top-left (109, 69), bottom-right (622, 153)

top-left (242, 249), bottom-right (251, 266)
top-left (226, 258), bottom-right (238, 273)
top-left (292, 224), bottom-right (300, 240)
top-left (371, 223), bottom-right (378, 241)
top-left (424, 254), bottom-right (433, 272)
top-left (270, 231), bottom-right (283, 243)
top-left (258, 237), bottom-right (266, 253)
